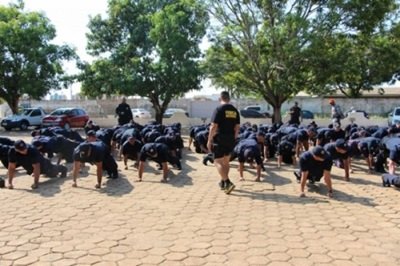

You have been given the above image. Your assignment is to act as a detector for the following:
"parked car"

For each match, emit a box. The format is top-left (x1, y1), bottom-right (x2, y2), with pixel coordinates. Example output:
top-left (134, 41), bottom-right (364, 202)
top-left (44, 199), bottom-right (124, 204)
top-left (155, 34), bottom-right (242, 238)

top-left (42, 107), bottom-right (89, 129)
top-left (163, 108), bottom-right (189, 118)
top-left (1, 107), bottom-right (46, 131)
top-left (131, 108), bottom-right (152, 119)
top-left (388, 107), bottom-right (400, 126)
top-left (346, 109), bottom-right (369, 119)
top-left (301, 110), bottom-right (315, 119)
top-left (244, 105), bottom-right (271, 118)
top-left (240, 109), bottom-right (267, 118)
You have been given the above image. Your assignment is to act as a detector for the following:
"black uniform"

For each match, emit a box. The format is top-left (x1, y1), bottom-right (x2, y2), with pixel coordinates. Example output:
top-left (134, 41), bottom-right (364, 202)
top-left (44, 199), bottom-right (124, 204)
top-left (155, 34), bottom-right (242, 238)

top-left (139, 143), bottom-right (181, 169)
top-left (277, 140), bottom-right (296, 164)
top-left (115, 102), bottom-right (133, 125)
top-left (210, 103), bottom-right (240, 159)
top-left (298, 151), bottom-right (333, 182)
top-left (8, 145), bottom-right (66, 178)
top-left (232, 139), bottom-right (263, 165)
top-left (73, 141), bottom-right (118, 179)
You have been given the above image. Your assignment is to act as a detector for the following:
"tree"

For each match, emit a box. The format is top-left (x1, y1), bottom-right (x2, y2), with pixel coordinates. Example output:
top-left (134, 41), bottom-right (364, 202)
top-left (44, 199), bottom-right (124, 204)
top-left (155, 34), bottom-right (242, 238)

top-left (80, 0), bottom-right (208, 123)
top-left (0, 1), bottom-right (76, 114)
top-left (204, 0), bottom-right (400, 122)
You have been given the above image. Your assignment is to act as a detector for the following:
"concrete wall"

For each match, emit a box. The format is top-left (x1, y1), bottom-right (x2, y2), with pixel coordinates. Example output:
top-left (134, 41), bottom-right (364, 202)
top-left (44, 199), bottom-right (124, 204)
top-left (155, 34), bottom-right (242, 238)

top-left (2, 96), bottom-right (398, 119)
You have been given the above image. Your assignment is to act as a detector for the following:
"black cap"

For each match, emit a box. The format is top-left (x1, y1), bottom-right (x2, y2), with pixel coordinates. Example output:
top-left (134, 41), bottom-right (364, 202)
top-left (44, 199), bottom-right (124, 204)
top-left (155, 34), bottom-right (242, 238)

top-left (335, 139), bottom-right (348, 150)
top-left (87, 130), bottom-right (96, 137)
top-left (311, 146), bottom-right (326, 159)
top-left (14, 140), bottom-right (27, 150)
top-left (146, 146), bottom-right (157, 157)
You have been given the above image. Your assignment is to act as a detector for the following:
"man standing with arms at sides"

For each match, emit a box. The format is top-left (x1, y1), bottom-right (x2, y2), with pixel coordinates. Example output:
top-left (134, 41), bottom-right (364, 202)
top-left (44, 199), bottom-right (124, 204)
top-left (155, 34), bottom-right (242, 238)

top-left (115, 97), bottom-right (133, 125)
top-left (207, 91), bottom-right (240, 194)
top-left (288, 101), bottom-right (302, 125)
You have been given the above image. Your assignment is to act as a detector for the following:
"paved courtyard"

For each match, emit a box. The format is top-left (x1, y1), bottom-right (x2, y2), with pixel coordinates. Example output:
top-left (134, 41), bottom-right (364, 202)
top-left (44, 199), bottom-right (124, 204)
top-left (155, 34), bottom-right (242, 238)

top-left (0, 133), bottom-right (400, 265)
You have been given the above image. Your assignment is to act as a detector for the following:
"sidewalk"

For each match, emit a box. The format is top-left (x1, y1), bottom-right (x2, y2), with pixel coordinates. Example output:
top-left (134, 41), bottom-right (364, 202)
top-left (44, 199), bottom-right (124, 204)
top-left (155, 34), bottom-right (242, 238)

top-left (0, 144), bottom-right (399, 265)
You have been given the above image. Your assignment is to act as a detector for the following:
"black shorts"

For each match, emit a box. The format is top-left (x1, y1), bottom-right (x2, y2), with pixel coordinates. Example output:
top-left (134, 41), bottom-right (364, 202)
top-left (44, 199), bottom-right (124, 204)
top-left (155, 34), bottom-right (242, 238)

top-left (213, 135), bottom-right (235, 159)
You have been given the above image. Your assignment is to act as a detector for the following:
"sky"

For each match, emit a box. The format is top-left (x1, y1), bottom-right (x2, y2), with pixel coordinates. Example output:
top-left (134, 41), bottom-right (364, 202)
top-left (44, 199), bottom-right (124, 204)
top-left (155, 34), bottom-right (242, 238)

top-left (0, 0), bottom-right (219, 98)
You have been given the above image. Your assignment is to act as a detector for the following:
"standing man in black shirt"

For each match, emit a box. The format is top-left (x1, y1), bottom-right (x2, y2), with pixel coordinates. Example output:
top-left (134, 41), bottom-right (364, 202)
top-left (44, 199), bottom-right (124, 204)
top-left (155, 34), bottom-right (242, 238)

top-left (288, 102), bottom-right (302, 125)
top-left (207, 91), bottom-right (240, 194)
top-left (115, 97), bottom-right (133, 125)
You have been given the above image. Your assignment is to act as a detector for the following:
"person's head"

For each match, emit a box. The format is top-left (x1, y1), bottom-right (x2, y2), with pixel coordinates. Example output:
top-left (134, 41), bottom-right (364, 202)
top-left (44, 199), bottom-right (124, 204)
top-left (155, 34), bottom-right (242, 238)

top-left (31, 139), bottom-right (44, 150)
top-left (219, 91), bottom-right (230, 103)
top-left (128, 135), bottom-right (136, 144)
top-left (86, 130), bottom-right (97, 142)
top-left (335, 139), bottom-right (348, 154)
top-left (294, 101), bottom-right (298, 106)
top-left (78, 143), bottom-right (92, 159)
top-left (14, 140), bottom-right (28, 155)
top-left (122, 97), bottom-right (126, 103)
top-left (311, 146), bottom-right (326, 161)
top-left (329, 99), bottom-right (335, 106)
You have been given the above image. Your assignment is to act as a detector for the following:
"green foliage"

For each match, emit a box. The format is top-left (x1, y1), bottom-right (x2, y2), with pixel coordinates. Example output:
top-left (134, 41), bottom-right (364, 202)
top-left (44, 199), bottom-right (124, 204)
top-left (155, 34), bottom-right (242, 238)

top-left (0, 1), bottom-right (76, 113)
top-left (204, 0), bottom-right (400, 122)
top-left (80, 0), bottom-right (208, 123)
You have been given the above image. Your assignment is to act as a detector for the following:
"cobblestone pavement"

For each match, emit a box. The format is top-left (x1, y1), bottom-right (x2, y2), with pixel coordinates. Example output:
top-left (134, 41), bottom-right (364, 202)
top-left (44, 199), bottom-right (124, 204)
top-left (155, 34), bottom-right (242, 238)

top-left (0, 134), bottom-right (399, 265)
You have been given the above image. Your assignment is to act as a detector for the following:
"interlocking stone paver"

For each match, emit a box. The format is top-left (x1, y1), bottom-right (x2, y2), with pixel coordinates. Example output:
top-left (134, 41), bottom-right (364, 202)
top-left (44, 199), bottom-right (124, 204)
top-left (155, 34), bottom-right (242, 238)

top-left (1, 134), bottom-right (400, 266)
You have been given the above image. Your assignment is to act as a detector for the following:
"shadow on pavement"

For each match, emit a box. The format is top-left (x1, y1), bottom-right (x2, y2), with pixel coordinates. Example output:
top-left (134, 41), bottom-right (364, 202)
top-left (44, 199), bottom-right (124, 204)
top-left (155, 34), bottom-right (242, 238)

top-left (102, 174), bottom-right (134, 196)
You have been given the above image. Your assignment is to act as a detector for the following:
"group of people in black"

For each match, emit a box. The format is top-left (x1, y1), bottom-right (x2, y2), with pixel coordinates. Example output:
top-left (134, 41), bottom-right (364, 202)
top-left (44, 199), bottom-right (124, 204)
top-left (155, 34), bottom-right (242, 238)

top-left (190, 91), bottom-right (400, 197)
top-left (0, 116), bottom-right (184, 189)
top-left (2, 92), bottom-right (400, 196)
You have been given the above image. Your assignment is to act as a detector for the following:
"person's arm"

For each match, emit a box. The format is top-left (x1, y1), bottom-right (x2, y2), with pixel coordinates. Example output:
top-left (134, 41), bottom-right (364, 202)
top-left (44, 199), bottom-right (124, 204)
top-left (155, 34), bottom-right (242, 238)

top-left (207, 123), bottom-right (218, 153)
top-left (277, 155), bottom-right (282, 168)
top-left (72, 161), bottom-right (81, 187)
top-left (239, 162), bottom-right (244, 180)
top-left (123, 154), bottom-right (128, 170)
top-left (32, 162), bottom-right (40, 188)
top-left (323, 170), bottom-right (333, 197)
top-left (162, 162), bottom-right (168, 181)
top-left (300, 170), bottom-right (309, 195)
top-left (138, 161), bottom-right (145, 181)
top-left (7, 162), bottom-right (16, 189)
top-left (95, 162), bottom-right (103, 188)
top-left (343, 158), bottom-right (350, 181)
top-left (292, 155), bottom-right (297, 166)
top-left (234, 124), bottom-right (240, 140)
top-left (255, 164), bottom-right (261, 181)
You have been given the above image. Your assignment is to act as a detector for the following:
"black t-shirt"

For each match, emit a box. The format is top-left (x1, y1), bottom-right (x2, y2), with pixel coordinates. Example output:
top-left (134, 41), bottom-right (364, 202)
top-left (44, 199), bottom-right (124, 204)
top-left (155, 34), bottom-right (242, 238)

top-left (234, 139), bottom-right (262, 165)
top-left (73, 141), bottom-right (108, 163)
top-left (289, 106), bottom-right (301, 122)
top-left (122, 140), bottom-right (143, 155)
top-left (210, 104), bottom-right (240, 136)
top-left (116, 103), bottom-right (132, 120)
top-left (277, 141), bottom-right (295, 156)
top-left (324, 143), bottom-right (349, 160)
top-left (8, 146), bottom-right (44, 173)
top-left (140, 143), bottom-right (169, 162)
top-left (331, 129), bottom-right (346, 141)
top-left (299, 151), bottom-right (333, 174)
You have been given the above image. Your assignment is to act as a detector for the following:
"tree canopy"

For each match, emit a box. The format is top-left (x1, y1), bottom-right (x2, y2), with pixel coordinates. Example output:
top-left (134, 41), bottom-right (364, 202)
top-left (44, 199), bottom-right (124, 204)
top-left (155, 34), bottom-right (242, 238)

top-left (80, 0), bottom-right (208, 123)
top-left (0, 0), bottom-right (76, 114)
top-left (204, 0), bottom-right (400, 122)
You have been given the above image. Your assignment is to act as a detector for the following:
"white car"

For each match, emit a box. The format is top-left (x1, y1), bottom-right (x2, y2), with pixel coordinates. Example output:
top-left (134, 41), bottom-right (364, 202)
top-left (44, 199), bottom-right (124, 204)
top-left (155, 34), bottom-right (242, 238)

top-left (388, 107), bottom-right (400, 126)
top-left (164, 108), bottom-right (189, 118)
top-left (131, 108), bottom-right (152, 119)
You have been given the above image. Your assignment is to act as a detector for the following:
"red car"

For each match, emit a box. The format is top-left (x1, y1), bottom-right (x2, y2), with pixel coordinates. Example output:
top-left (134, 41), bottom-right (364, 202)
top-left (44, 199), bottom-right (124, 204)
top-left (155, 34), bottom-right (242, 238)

top-left (42, 107), bottom-right (89, 129)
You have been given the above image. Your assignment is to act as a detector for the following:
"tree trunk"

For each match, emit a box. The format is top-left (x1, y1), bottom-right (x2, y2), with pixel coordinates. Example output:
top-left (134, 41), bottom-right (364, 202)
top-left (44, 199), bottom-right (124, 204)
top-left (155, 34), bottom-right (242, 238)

top-left (155, 110), bottom-right (163, 124)
top-left (272, 105), bottom-right (282, 124)
top-left (9, 96), bottom-right (20, 114)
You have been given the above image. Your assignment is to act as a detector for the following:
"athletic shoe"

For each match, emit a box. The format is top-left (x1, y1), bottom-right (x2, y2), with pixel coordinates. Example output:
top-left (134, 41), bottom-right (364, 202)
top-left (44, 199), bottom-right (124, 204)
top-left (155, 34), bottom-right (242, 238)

top-left (224, 180), bottom-right (235, 194)
top-left (219, 180), bottom-right (225, 190)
